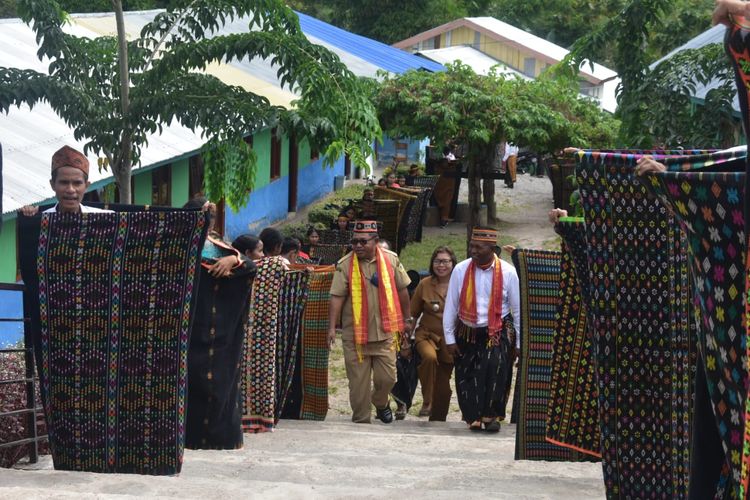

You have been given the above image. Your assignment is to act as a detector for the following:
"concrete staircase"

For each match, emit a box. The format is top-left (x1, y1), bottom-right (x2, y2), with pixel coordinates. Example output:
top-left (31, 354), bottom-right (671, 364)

top-left (2, 416), bottom-right (605, 499)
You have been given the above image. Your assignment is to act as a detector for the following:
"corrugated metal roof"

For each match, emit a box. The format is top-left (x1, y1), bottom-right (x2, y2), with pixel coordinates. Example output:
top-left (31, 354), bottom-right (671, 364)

top-left (296, 11), bottom-right (444, 74)
top-left (3, 8), bottom-right (424, 215)
top-left (0, 15), bottom-right (211, 215)
top-left (418, 46), bottom-right (530, 79)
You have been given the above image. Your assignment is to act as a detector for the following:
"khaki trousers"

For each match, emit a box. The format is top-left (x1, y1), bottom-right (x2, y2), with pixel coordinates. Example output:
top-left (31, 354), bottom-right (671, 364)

top-left (507, 155), bottom-right (517, 182)
top-left (415, 329), bottom-right (453, 421)
top-left (342, 338), bottom-right (397, 423)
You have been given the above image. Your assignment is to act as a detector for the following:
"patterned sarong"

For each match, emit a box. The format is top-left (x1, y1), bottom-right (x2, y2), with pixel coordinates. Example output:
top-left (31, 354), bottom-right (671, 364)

top-left (35, 211), bottom-right (206, 475)
top-left (546, 220), bottom-right (601, 458)
top-left (242, 257), bottom-right (285, 433)
top-left (575, 150), bottom-right (695, 498)
top-left (274, 270), bottom-right (310, 423)
top-left (512, 249), bottom-right (594, 462)
top-left (299, 268), bottom-right (334, 420)
top-left (644, 162), bottom-right (747, 499)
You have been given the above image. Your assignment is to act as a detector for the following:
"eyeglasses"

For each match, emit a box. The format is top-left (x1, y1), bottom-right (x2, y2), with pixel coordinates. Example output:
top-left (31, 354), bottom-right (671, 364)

top-left (433, 259), bottom-right (453, 266)
top-left (350, 237), bottom-right (376, 247)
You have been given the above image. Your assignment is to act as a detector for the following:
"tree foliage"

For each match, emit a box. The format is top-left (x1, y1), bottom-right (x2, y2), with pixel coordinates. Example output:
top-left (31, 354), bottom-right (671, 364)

top-left (564, 0), bottom-right (669, 146)
top-left (564, 0), bottom-right (727, 148)
top-left (375, 63), bottom-right (617, 229)
top-left (0, 0), bottom-right (380, 208)
top-left (636, 44), bottom-right (739, 148)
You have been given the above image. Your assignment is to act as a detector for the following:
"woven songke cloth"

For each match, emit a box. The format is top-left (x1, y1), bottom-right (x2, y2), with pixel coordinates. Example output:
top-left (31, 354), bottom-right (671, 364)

top-left (546, 219), bottom-right (601, 459)
top-left (37, 211), bottom-right (206, 475)
top-left (298, 267), bottom-right (335, 420)
top-left (574, 149), bottom-right (696, 499)
top-left (723, 20), bottom-right (750, 499)
top-left (392, 186), bottom-right (429, 245)
top-left (274, 270), bottom-right (310, 423)
top-left (242, 257), bottom-right (285, 433)
top-left (511, 248), bottom-right (594, 462)
top-left (643, 151), bottom-right (747, 499)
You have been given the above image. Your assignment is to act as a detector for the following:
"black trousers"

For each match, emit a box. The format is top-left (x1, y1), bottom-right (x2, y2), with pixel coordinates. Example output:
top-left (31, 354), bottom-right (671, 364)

top-left (454, 323), bottom-right (510, 423)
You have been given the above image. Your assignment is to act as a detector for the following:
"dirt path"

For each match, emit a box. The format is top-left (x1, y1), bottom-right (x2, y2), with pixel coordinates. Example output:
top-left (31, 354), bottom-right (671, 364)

top-left (328, 172), bottom-right (560, 420)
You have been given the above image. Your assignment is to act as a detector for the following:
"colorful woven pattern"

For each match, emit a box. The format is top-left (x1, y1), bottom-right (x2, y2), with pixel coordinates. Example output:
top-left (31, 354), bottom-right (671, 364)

top-left (646, 166), bottom-right (747, 498)
top-left (274, 270), bottom-right (310, 423)
top-left (575, 150), bottom-right (694, 499)
top-left (242, 257), bottom-right (285, 433)
top-left (546, 219), bottom-right (601, 459)
top-left (724, 21), bottom-right (750, 499)
top-left (512, 248), bottom-right (593, 462)
top-left (37, 211), bottom-right (205, 474)
top-left (300, 267), bottom-right (334, 420)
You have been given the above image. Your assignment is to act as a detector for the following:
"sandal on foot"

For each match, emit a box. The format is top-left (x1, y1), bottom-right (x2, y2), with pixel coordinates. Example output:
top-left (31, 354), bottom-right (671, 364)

top-left (469, 420), bottom-right (483, 432)
top-left (395, 403), bottom-right (407, 420)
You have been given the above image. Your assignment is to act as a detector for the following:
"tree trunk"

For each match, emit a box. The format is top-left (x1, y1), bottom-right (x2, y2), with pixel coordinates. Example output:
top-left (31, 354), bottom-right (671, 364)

top-left (482, 178), bottom-right (496, 224)
top-left (466, 151), bottom-right (481, 257)
top-left (112, 0), bottom-right (132, 203)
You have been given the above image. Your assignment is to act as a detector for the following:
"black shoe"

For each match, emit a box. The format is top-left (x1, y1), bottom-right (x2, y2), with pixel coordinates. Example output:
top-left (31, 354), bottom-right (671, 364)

top-left (375, 406), bottom-right (394, 424)
top-left (484, 419), bottom-right (501, 433)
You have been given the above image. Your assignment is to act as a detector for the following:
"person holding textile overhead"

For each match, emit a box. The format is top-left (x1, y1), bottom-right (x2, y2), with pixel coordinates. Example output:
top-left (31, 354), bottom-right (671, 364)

top-left (443, 227), bottom-right (520, 432)
top-left (327, 220), bottom-right (412, 424)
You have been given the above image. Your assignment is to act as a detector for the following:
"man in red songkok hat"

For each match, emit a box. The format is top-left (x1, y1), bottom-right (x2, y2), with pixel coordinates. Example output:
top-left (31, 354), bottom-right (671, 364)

top-left (328, 220), bottom-right (412, 424)
top-left (20, 145), bottom-right (111, 215)
top-left (443, 226), bottom-right (520, 433)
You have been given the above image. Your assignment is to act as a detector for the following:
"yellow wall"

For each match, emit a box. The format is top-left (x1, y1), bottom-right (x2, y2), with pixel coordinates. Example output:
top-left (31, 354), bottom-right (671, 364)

top-left (449, 27), bottom-right (475, 46)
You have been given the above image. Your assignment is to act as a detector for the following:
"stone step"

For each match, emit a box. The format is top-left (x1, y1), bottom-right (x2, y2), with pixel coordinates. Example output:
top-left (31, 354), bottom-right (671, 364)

top-left (3, 417), bottom-right (606, 499)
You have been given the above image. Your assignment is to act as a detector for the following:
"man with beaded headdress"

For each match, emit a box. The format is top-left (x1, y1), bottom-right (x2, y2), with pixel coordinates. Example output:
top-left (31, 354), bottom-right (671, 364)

top-left (443, 227), bottom-right (520, 432)
top-left (327, 220), bottom-right (412, 424)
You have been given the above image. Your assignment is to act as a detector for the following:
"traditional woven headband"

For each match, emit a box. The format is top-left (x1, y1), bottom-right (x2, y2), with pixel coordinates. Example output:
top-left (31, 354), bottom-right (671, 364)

top-left (353, 220), bottom-right (378, 233)
top-left (471, 228), bottom-right (498, 243)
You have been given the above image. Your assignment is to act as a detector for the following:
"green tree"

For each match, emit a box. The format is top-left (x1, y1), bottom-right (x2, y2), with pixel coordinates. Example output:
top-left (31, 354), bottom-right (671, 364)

top-left (374, 63), bottom-right (617, 233)
top-left (564, 0), bottom-right (718, 147)
top-left (637, 44), bottom-right (739, 148)
top-left (564, 0), bottom-right (669, 146)
top-left (0, 0), bottom-right (380, 207)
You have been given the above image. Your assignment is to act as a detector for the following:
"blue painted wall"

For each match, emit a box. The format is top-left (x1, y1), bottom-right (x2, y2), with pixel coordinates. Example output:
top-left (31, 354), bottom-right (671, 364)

top-left (297, 155), bottom-right (345, 209)
top-left (224, 155), bottom-right (345, 239)
top-left (0, 288), bottom-right (24, 347)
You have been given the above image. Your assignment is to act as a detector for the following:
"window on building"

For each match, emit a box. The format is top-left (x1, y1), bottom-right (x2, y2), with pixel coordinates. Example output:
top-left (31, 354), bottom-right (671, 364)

top-left (473, 31), bottom-right (481, 50)
top-left (433, 35), bottom-right (441, 50)
top-left (151, 164), bottom-right (171, 206)
top-left (523, 57), bottom-right (536, 77)
top-left (189, 154), bottom-right (205, 199)
top-left (445, 30), bottom-right (452, 47)
top-left (270, 127), bottom-right (282, 180)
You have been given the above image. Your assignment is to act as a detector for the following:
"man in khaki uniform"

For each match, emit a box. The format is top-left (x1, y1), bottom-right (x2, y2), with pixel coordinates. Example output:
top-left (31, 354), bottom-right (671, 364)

top-left (328, 221), bottom-right (412, 423)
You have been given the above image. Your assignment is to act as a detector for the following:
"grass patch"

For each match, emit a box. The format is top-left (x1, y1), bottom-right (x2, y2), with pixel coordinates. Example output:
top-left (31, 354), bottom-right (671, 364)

top-left (541, 235), bottom-right (562, 251)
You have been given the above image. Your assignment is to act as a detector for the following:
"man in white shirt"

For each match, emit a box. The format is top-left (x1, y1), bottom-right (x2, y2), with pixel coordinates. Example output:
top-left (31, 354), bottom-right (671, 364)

top-left (502, 142), bottom-right (519, 188)
top-left (443, 227), bottom-right (520, 432)
top-left (20, 145), bottom-right (112, 216)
